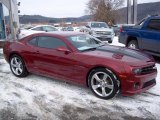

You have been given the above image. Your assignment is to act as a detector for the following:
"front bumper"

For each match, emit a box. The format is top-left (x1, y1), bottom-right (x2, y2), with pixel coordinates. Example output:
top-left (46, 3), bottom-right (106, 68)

top-left (120, 71), bottom-right (157, 96)
top-left (93, 34), bottom-right (114, 42)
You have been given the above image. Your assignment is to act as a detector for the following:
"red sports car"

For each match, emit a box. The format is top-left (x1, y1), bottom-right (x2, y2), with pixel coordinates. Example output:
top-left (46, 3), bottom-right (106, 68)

top-left (3, 32), bottom-right (157, 99)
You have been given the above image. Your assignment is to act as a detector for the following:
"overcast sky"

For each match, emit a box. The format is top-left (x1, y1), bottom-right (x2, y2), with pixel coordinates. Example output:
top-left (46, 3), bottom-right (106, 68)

top-left (18, 0), bottom-right (160, 18)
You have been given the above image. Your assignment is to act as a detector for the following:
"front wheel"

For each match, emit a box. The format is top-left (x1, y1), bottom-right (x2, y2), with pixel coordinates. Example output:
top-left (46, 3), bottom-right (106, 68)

top-left (88, 68), bottom-right (119, 100)
top-left (10, 55), bottom-right (29, 77)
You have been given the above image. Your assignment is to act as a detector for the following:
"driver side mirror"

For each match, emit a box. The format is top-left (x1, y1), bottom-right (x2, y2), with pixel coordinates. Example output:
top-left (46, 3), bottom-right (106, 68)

top-left (56, 46), bottom-right (71, 54)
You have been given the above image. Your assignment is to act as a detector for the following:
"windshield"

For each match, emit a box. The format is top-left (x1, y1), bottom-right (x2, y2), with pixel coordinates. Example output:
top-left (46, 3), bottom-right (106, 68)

top-left (91, 23), bottom-right (109, 28)
top-left (67, 35), bottom-right (105, 51)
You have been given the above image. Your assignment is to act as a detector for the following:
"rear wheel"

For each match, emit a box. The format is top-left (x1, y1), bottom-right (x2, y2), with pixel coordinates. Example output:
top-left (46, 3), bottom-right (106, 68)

top-left (10, 55), bottom-right (29, 77)
top-left (127, 40), bottom-right (139, 49)
top-left (88, 68), bottom-right (119, 100)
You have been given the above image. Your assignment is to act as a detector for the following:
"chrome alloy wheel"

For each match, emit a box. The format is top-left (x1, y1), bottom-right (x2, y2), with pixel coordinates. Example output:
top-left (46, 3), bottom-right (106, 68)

top-left (10, 57), bottom-right (23, 76)
top-left (91, 72), bottom-right (114, 97)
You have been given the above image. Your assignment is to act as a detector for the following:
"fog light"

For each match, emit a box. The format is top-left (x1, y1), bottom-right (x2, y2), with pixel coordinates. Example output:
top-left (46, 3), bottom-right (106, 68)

top-left (134, 82), bottom-right (140, 89)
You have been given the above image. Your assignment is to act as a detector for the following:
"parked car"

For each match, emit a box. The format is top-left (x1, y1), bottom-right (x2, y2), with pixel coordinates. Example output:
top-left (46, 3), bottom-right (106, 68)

top-left (67, 26), bottom-right (74, 31)
top-left (74, 27), bottom-right (80, 32)
top-left (3, 32), bottom-right (157, 99)
top-left (86, 22), bottom-right (114, 43)
top-left (119, 15), bottom-right (160, 57)
top-left (61, 27), bottom-right (68, 31)
top-left (20, 25), bottom-right (58, 37)
top-left (29, 25), bottom-right (58, 32)
top-left (61, 27), bottom-right (74, 31)
top-left (79, 26), bottom-right (90, 34)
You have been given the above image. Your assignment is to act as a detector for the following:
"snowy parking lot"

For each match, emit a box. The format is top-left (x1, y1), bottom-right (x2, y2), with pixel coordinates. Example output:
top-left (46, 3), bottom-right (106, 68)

top-left (0, 38), bottom-right (160, 120)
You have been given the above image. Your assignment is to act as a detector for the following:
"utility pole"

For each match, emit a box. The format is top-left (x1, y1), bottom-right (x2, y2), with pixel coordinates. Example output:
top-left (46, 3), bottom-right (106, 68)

top-left (9, 0), bottom-right (16, 39)
top-left (133, 0), bottom-right (137, 24)
top-left (127, 0), bottom-right (132, 24)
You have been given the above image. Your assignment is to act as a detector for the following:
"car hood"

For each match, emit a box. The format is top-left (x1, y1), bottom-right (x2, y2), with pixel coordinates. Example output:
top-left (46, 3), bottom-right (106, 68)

top-left (82, 45), bottom-right (154, 67)
top-left (91, 28), bottom-right (113, 32)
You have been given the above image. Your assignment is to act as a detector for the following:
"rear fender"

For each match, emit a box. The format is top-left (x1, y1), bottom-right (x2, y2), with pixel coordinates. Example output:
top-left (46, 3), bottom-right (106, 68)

top-left (127, 31), bottom-right (142, 48)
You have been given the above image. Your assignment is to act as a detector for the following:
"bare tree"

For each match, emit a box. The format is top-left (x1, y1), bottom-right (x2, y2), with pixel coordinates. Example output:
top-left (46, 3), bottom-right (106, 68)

top-left (87, 0), bottom-right (124, 24)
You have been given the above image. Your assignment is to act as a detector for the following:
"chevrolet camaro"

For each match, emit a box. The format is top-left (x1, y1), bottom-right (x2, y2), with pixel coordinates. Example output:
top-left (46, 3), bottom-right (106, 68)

top-left (3, 32), bottom-right (157, 99)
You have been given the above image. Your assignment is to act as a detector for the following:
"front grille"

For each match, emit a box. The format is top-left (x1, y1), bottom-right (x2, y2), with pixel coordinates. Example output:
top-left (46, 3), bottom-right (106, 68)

top-left (143, 79), bottom-right (156, 88)
top-left (141, 65), bottom-right (156, 74)
top-left (95, 31), bottom-right (111, 35)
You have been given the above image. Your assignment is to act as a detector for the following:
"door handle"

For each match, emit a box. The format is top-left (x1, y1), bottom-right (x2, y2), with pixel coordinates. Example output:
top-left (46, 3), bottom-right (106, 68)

top-left (36, 51), bottom-right (40, 54)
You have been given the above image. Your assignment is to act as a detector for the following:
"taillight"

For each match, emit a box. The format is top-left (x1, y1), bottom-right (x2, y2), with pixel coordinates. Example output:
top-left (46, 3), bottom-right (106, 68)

top-left (120, 26), bottom-right (123, 33)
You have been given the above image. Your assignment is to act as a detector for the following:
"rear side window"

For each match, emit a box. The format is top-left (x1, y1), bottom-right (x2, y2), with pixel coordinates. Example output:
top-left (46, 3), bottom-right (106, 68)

top-left (147, 19), bottom-right (160, 31)
top-left (28, 37), bottom-right (37, 46)
top-left (37, 36), bottom-right (66, 49)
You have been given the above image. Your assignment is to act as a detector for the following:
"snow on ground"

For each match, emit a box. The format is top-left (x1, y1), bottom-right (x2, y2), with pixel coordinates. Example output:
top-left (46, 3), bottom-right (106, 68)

top-left (0, 37), bottom-right (160, 120)
top-left (111, 37), bottom-right (125, 47)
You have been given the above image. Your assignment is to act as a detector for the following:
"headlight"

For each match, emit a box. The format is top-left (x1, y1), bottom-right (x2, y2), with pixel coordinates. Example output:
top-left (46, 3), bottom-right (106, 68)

top-left (133, 68), bottom-right (142, 75)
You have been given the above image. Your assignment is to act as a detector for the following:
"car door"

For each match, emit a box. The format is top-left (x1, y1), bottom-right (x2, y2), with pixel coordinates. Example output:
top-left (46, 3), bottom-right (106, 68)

top-left (23, 36), bottom-right (40, 73)
top-left (34, 36), bottom-right (76, 80)
top-left (140, 19), bottom-right (160, 53)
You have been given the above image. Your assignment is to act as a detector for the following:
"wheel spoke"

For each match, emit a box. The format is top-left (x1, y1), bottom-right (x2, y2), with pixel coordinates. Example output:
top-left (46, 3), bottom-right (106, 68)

top-left (92, 84), bottom-right (101, 90)
top-left (103, 74), bottom-right (108, 81)
top-left (11, 63), bottom-right (17, 67)
top-left (102, 87), bottom-right (107, 96)
top-left (93, 74), bottom-right (101, 82)
top-left (14, 58), bottom-right (19, 65)
top-left (15, 68), bottom-right (19, 75)
top-left (18, 68), bottom-right (23, 73)
top-left (105, 84), bottom-right (113, 90)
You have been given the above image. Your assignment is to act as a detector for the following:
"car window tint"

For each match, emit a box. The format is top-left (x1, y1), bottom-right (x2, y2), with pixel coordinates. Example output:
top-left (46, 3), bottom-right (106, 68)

top-left (38, 36), bottom-right (66, 49)
top-left (28, 37), bottom-right (37, 46)
top-left (32, 27), bottom-right (42, 31)
top-left (147, 19), bottom-right (160, 31)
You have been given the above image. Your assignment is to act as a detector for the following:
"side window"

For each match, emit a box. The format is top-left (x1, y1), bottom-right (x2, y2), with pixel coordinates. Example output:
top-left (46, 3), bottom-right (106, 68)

top-left (43, 26), bottom-right (57, 32)
top-left (37, 36), bottom-right (66, 49)
top-left (28, 37), bottom-right (37, 46)
top-left (31, 27), bottom-right (43, 31)
top-left (147, 19), bottom-right (160, 31)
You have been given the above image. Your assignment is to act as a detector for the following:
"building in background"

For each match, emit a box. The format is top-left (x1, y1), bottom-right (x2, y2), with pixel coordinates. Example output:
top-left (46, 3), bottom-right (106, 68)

top-left (0, 0), bottom-right (19, 43)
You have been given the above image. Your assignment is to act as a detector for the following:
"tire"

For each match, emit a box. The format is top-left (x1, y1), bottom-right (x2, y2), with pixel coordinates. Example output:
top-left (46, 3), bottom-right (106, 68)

top-left (10, 54), bottom-right (29, 77)
top-left (88, 68), bottom-right (119, 100)
top-left (108, 41), bottom-right (112, 44)
top-left (127, 40), bottom-right (139, 49)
